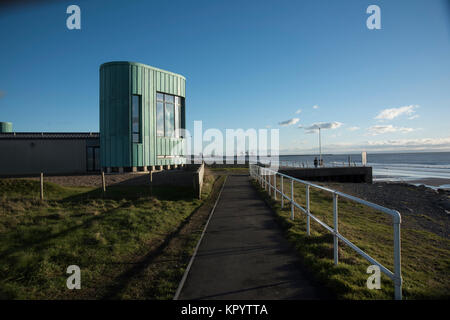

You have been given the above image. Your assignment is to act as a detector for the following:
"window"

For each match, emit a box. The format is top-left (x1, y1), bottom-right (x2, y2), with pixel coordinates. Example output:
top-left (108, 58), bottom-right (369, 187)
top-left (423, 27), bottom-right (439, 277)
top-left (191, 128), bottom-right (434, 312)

top-left (87, 146), bottom-right (100, 172)
top-left (165, 101), bottom-right (174, 137)
top-left (156, 92), bottom-right (183, 138)
top-left (132, 95), bottom-right (141, 143)
top-left (156, 101), bottom-right (164, 137)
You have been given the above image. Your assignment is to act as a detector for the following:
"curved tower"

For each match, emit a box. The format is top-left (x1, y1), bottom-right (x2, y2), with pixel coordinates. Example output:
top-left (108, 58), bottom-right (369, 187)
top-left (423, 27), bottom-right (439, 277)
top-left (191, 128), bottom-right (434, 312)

top-left (99, 61), bottom-right (186, 172)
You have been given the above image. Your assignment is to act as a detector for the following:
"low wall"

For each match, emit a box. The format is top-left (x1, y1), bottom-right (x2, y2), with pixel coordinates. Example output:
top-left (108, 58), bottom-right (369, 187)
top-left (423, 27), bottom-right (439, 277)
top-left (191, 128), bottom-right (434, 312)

top-left (279, 166), bottom-right (373, 183)
top-left (190, 163), bottom-right (205, 199)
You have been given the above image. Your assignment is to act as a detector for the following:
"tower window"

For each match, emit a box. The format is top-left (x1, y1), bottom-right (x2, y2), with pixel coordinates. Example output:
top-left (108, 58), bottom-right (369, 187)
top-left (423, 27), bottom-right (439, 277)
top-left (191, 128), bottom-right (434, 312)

top-left (132, 95), bottom-right (141, 143)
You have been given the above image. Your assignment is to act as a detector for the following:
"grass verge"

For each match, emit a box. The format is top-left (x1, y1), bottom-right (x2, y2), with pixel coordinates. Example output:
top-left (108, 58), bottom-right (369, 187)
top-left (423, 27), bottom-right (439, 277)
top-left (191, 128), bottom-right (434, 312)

top-left (250, 178), bottom-right (450, 300)
top-left (0, 174), bottom-right (224, 299)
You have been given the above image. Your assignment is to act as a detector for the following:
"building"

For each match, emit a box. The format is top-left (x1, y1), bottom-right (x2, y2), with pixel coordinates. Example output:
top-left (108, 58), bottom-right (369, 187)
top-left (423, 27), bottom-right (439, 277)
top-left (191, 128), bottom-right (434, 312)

top-left (0, 62), bottom-right (186, 176)
top-left (100, 61), bottom-right (186, 173)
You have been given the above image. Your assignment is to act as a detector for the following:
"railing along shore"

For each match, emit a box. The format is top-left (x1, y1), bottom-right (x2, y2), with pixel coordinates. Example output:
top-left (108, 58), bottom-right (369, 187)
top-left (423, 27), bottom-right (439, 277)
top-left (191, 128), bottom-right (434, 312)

top-left (249, 164), bottom-right (402, 300)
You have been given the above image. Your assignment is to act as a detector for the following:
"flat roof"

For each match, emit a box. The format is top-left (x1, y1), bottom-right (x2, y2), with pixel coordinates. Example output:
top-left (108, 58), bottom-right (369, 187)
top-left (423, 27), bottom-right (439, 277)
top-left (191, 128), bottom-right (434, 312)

top-left (0, 132), bottom-right (100, 140)
top-left (100, 61), bottom-right (186, 80)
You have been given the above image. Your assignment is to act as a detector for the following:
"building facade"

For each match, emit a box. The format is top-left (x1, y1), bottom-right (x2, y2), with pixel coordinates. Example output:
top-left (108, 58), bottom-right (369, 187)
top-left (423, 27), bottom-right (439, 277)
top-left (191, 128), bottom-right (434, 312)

top-left (0, 62), bottom-right (186, 176)
top-left (0, 132), bottom-right (99, 176)
top-left (100, 61), bottom-right (186, 172)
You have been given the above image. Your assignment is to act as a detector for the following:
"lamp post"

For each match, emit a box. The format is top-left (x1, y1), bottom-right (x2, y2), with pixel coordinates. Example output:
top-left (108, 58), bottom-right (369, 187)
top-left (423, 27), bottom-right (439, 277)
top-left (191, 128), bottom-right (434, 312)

top-left (318, 127), bottom-right (322, 166)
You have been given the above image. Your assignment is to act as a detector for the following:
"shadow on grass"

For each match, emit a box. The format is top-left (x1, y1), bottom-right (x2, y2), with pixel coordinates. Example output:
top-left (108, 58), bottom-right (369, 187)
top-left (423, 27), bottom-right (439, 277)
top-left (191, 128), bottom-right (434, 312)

top-left (0, 184), bottom-right (197, 261)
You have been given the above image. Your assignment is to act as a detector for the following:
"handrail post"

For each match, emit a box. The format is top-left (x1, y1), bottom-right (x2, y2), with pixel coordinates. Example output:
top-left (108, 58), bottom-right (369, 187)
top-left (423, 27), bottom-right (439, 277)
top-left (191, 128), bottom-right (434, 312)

top-left (290, 179), bottom-right (294, 220)
top-left (281, 176), bottom-right (284, 209)
top-left (333, 193), bottom-right (339, 265)
top-left (268, 172), bottom-right (271, 196)
top-left (265, 169), bottom-right (267, 191)
top-left (274, 174), bottom-right (277, 200)
top-left (306, 185), bottom-right (310, 236)
top-left (394, 221), bottom-right (402, 300)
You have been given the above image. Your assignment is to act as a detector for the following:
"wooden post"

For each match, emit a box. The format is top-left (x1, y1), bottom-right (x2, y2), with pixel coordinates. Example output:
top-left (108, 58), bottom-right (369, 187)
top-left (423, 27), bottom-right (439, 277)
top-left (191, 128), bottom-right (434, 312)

top-left (40, 172), bottom-right (44, 201)
top-left (149, 170), bottom-right (153, 196)
top-left (101, 171), bottom-right (106, 193)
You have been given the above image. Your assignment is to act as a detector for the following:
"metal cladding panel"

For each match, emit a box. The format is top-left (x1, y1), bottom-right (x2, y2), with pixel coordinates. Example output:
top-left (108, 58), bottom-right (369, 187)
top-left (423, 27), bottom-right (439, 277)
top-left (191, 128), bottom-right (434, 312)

top-left (0, 122), bottom-right (12, 133)
top-left (100, 61), bottom-right (185, 168)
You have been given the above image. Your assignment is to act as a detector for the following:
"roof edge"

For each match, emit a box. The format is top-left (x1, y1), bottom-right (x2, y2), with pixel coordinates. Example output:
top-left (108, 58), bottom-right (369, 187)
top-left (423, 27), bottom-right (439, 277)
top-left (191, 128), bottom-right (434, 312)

top-left (100, 61), bottom-right (186, 79)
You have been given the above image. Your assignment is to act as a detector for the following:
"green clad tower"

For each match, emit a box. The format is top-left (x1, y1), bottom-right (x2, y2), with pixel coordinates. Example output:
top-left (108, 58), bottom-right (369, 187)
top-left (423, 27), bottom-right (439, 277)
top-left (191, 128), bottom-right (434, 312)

top-left (99, 61), bottom-right (186, 172)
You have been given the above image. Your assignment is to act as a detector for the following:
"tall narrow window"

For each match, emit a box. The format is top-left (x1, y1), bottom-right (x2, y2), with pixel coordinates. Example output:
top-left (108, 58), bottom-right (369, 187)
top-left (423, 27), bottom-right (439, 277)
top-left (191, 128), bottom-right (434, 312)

top-left (132, 95), bottom-right (141, 143)
top-left (165, 99), bottom-right (174, 137)
top-left (156, 94), bottom-right (164, 137)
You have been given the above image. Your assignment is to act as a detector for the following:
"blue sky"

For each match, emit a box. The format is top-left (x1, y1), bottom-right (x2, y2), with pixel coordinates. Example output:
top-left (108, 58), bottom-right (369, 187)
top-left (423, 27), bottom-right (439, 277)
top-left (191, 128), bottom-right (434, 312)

top-left (0, 0), bottom-right (449, 154)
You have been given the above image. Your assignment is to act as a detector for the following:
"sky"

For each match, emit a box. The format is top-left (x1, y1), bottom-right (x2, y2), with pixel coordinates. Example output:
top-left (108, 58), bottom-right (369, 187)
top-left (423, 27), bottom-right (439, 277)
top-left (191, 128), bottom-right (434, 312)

top-left (0, 0), bottom-right (449, 154)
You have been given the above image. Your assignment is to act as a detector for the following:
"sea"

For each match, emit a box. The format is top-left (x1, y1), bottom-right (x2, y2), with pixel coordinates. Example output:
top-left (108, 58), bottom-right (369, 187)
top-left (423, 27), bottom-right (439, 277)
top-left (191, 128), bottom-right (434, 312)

top-left (277, 152), bottom-right (450, 189)
top-left (205, 152), bottom-right (450, 189)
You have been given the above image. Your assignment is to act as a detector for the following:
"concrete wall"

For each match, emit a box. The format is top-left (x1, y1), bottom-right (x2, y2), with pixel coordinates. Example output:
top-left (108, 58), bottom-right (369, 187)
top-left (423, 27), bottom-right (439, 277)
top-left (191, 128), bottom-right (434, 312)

top-left (279, 167), bottom-right (373, 183)
top-left (0, 139), bottom-right (89, 176)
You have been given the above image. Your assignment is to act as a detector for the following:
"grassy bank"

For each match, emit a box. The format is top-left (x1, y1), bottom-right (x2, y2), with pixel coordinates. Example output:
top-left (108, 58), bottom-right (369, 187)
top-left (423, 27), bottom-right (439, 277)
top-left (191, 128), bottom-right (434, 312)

top-left (0, 174), bottom-right (222, 299)
top-left (251, 178), bottom-right (450, 300)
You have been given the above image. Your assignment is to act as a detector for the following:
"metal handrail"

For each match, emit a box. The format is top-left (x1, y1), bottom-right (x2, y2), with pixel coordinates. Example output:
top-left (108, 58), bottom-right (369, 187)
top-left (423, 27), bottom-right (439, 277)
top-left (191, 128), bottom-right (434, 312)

top-left (249, 164), bottom-right (402, 300)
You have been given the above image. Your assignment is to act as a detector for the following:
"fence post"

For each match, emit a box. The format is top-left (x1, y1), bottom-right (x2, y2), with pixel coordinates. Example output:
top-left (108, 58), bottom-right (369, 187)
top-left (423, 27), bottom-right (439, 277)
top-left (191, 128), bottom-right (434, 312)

top-left (265, 169), bottom-right (268, 191)
top-left (333, 193), bottom-right (339, 265)
top-left (290, 179), bottom-right (294, 220)
top-left (274, 174), bottom-right (277, 200)
top-left (268, 173), bottom-right (271, 196)
top-left (101, 171), bottom-right (106, 193)
top-left (281, 176), bottom-right (284, 209)
top-left (149, 170), bottom-right (153, 196)
top-left (394, 221), bottom-right (403, 300)
top-left (40, 172), bottom-right (44, 201)
top-left (306, 185), bottom-right (310, 236)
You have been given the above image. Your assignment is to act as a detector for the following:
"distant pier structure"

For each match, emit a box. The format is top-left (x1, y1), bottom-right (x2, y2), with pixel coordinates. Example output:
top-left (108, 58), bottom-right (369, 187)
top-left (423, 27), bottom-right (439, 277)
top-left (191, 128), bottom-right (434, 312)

top-left (278, 166), bottom-right (373, 183)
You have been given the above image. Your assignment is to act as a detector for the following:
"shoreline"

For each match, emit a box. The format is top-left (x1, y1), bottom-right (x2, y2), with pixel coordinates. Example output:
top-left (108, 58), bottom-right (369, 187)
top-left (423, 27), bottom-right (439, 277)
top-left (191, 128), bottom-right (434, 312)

top-left (374, 177), bottom-right (450, 190)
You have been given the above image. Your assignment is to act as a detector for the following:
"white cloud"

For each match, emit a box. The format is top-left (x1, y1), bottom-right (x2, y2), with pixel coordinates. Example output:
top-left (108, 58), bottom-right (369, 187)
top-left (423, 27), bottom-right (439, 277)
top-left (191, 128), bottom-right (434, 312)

top-left (408, 115), bottom-right (419, 120)
top-left (366, 137), bottom-right (450, 148)
top-left (367, 125), bottom-right (415, 136)
top-left (279, 137), bottom-right (450, 154)
top-left (279, 118), bottom-right (300, 127)
top-left (295, 109), bottom-right (302, 114)
top-left (348, 126), bottom-right (360, 131)
top-left (375, 105), bottom-right (418, 120)
top-left (312, 105), bottom-right (319, 109)
top-left (304, 121), bottom-right (343, 133)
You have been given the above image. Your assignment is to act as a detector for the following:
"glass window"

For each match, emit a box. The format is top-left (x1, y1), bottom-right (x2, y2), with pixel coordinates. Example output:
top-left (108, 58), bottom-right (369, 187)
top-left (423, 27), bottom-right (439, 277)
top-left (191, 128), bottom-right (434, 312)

top-left (87, 147), bottom-right (94, 171)
top-left (174, 104), bottom-right (179, 137)
top-left (132, 95), bottom-right (141, 143)
top-left (165, 102), bottom-right (174, 137)
top-left (156, 102), bottom-right (164, 137)
top-left (165, 94), bottom-right (174, 103)
top-left (156, 92), bottom-right (183, 138)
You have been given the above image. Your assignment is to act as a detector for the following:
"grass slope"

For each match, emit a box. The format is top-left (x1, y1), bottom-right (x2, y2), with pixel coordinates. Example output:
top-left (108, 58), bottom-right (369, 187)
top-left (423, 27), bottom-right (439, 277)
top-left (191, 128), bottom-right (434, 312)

top-left (0, 174), bottom-right (220, 299)
top-left (251, 178), bottom-right (450, 300)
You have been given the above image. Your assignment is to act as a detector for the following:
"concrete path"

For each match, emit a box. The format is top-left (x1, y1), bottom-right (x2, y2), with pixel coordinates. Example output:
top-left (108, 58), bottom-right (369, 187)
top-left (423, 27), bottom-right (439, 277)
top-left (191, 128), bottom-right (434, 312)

top-left (178, 175), bottom-right (329, 300)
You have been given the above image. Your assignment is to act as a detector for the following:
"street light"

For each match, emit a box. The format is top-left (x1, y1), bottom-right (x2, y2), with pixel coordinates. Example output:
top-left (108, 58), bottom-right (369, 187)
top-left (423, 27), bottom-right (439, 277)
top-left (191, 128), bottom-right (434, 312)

top-left (318, 127), bottom-right (322, 165)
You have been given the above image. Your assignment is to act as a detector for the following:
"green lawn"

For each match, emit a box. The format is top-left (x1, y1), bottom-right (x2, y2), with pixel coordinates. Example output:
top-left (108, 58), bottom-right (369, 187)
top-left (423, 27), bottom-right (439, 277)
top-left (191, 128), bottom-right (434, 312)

top-left (251, 178), bottom-right (450, 300)
top-left (0, 175), bottom-right (220, 299)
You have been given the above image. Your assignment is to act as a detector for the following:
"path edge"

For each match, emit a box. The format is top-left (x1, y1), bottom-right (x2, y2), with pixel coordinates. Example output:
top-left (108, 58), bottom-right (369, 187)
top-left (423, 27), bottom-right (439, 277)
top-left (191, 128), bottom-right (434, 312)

top-left (173, 175), bottom-right (228, 300)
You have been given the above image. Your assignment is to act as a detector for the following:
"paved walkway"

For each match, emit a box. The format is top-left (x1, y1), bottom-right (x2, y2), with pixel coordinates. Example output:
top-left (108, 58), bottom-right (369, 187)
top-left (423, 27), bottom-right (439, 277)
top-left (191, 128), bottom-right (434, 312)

top-left (178, 175), bottom-right (329, 300)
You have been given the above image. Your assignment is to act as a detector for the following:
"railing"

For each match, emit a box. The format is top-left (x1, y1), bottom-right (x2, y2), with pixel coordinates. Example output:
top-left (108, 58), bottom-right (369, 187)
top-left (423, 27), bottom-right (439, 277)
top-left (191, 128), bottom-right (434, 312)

top-left (278, 160), bottom-right (360, 168)
top-left (249, 164), bottom-right (402, 300)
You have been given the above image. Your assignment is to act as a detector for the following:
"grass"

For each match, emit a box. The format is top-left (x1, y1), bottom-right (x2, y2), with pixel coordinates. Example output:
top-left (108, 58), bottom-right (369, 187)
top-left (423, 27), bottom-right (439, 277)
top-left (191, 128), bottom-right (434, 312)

top-left (0, 174), bottom-right (221, 299)
top-left (251, 178), bottom-right (450, 300)
top-left (207, 167), bottom-right (249, 173)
